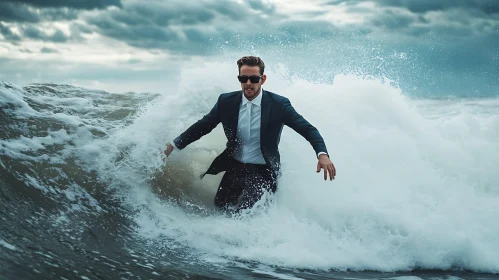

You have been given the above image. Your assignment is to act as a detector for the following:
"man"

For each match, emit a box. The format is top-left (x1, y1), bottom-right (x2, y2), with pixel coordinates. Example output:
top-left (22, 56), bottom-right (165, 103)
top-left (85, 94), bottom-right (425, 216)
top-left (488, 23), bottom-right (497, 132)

top-left (164, 56), bottom-right (336, 211)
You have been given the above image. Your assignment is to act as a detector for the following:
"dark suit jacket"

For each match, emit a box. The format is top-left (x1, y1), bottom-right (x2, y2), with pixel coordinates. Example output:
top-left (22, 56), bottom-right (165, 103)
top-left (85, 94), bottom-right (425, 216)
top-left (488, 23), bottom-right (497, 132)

top-left (173, 89), bottom-right (328, 177)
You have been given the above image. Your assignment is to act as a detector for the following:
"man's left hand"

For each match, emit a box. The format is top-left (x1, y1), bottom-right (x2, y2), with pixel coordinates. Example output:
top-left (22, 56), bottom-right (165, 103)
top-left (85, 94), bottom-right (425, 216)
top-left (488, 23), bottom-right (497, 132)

top-left (316, 154), bottom-right (336, 181)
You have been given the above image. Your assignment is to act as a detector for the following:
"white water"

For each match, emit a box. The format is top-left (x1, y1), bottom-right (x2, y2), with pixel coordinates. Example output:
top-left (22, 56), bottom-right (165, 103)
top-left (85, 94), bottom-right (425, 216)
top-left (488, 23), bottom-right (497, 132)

top-left (2, 60), bottom-right (499, 273)
top-left (88, 61), bottom-right (499, 273)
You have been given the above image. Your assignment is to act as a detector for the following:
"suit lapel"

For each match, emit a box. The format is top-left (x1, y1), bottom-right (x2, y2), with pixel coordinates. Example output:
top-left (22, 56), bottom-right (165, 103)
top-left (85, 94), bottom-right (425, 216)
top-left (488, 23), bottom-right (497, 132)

top-left (260, 90), bottom-right (271, 138)
top-left (228, 92), bottom-right (242, 141)
top-left (227, 90), bottom-right (269, 142)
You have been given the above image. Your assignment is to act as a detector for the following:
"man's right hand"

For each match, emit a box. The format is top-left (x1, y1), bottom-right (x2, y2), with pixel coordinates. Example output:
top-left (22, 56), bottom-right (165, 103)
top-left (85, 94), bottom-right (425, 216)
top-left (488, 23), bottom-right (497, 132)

top-left (164, 143), bottom-right (174, 157)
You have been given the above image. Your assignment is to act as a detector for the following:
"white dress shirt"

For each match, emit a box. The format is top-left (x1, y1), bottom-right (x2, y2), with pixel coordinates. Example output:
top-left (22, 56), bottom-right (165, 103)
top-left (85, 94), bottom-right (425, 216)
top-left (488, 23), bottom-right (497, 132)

top-left (232, 88), bottom-right (267, 164)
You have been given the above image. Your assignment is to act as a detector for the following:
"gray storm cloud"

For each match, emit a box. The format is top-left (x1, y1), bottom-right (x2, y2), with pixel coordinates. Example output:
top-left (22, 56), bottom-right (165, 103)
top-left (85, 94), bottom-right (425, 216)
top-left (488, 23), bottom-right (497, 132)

top-left (0, 0), bottom-right (497, 96)
top-left (374, 0), bottom-right (499, 14)
top-left (5, 0), bottom-right (122, 10)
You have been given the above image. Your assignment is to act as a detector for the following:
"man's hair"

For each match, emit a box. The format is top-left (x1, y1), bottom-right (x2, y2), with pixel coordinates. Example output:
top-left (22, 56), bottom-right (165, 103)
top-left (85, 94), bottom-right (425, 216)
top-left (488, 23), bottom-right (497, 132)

top-left (237, 56), bottom-right (265, 75)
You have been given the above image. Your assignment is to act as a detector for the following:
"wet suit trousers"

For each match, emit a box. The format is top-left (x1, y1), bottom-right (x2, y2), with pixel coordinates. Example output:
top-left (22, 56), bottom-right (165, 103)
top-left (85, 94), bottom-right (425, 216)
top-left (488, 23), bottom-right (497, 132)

top-left (214, 159), bottom-right (277, 211)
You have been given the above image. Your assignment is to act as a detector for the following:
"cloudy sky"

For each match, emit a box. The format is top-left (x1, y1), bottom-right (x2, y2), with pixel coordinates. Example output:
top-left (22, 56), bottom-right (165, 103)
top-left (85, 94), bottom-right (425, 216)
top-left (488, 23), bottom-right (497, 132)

top-left (0, 0), bottom-right (498, 96)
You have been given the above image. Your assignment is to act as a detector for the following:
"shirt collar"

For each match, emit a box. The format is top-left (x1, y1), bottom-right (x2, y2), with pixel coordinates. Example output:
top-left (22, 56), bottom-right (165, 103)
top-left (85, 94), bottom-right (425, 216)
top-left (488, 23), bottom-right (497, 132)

top-left (241, 88), bottom-right (263, 107)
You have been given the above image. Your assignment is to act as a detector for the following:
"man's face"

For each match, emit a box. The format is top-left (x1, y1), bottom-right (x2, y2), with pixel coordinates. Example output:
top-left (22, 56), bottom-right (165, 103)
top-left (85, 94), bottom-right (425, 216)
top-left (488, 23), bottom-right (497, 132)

top-left (239, 65), bottom-right (266, 101)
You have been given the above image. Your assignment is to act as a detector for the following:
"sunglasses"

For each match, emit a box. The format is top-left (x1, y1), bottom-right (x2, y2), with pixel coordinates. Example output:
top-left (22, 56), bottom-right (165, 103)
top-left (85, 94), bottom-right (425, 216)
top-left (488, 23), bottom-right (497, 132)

top-left (237, 75), bottom-right (262, 83)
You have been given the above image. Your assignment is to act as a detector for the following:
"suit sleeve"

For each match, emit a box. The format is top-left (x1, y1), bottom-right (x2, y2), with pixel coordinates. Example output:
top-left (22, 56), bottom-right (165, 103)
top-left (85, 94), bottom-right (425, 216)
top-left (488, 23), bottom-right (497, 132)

top-left (173, 95), bottom-right (222, 150)
top-left (283, 98), bottom-right (329, 158)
